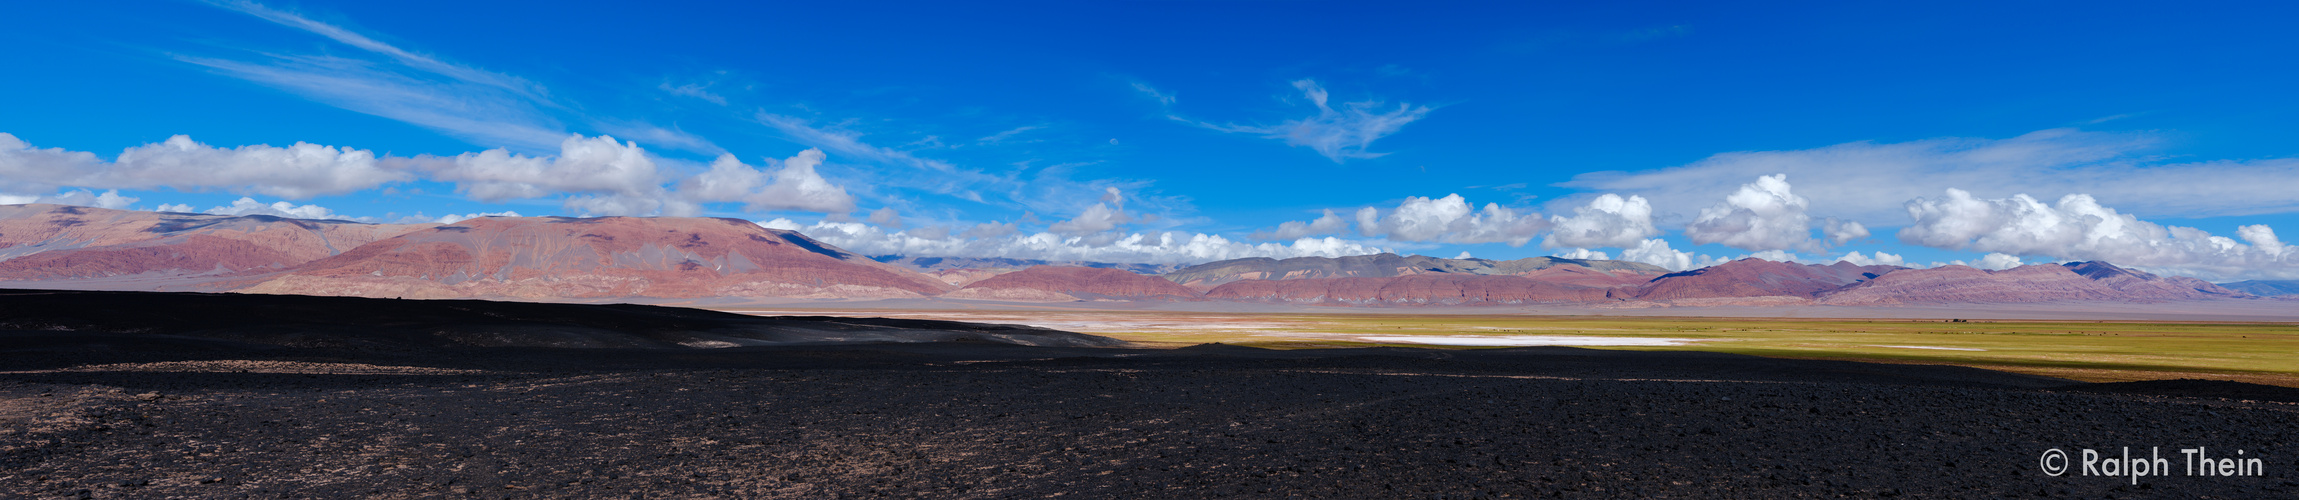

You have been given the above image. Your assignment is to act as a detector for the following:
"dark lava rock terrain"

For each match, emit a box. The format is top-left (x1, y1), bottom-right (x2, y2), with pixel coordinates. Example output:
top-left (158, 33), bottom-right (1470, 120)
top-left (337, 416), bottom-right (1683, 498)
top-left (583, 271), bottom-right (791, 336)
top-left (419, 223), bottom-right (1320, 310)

top-left (2, 291), bottom-right (2295, 498)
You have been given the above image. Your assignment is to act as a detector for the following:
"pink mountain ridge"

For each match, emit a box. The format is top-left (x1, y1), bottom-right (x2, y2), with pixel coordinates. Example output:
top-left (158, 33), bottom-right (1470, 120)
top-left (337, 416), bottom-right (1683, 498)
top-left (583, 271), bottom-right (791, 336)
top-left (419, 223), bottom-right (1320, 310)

top-left (0, 204), bottom-right (2261, 307)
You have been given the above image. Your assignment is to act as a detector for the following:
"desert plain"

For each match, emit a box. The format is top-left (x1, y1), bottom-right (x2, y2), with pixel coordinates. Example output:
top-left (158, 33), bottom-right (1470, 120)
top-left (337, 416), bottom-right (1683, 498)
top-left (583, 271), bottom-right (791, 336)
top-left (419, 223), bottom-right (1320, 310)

top-left (3, 291), bottom-right (2296, 499)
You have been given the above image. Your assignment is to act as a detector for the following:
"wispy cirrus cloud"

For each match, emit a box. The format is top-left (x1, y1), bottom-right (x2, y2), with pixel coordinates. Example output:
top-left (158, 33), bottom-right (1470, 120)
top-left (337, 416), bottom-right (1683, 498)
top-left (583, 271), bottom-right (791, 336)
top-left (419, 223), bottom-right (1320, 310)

top-left (184, 1), bottom-right (718, 154)
top-left (660, 81), bottom-right (729, 106)
top-left (1152, 79), bottom-right (1433, 163)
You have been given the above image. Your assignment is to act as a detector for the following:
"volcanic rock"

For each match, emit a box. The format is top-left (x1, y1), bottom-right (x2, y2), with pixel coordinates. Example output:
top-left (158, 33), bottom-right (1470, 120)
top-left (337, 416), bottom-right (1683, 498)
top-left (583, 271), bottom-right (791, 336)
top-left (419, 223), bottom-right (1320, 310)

top-left (944, 265), bottom-right (1202, 302)
top-left (0, 288), bottom-right (1122, 350)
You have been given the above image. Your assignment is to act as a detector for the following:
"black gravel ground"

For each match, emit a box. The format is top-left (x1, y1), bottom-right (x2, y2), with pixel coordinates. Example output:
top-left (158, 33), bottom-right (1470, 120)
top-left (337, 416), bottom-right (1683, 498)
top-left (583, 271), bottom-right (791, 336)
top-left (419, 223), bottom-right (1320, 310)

top-left (2, 290), bottom-right (2295, 498)
top-left (3, 343), bottom-right (2295, 499)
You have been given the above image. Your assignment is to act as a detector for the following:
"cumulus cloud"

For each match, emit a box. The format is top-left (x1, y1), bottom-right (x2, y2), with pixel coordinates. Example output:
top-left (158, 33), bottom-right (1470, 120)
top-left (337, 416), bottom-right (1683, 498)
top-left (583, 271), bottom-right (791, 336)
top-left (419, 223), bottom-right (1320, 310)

top-left (1544, 194), bottom-right (1659, 249)
top-left (429, 211), bottom-right (522, 224)
top-left (1553, 248), bottom-right (1610, 260)
top-left (1834, 250), bottom-right (1905, 267)
top-left (961, 220), bottom-right (1020, 239)
top-left (1561, 128), bottom-right (2299, 223)
top-left (1898, 188), bottom-right (2299, 279)
top-left (1355, 194), bottom-right (1548, 246)
top-left (1823, 218), bottom-right (1870, 245)
top-left (868, 207), bottom-right (903, 228)
top-left (1745, 250), bottom-right (1800, 263)
top-left (1252, 209), bottom-right (1350, 240)
top-left (679, 149), bottom-right (856, 214)
top-left (1684, 174), bottom-right (1821, 252)
top-left (1182, 79), bottom-right (1432, 162)
top-left (1, 133), bottom-right (408, 199)
top-left (174, 197), bottom-right (355, 220)
top-left (789, 221), bottom-right (1387, 265)
top-left (0, 189), bottom-right (138, 210)
top-left (1971, 252), bottom-right (2025, 270)
top-left (1619, 238), bottom-right (1724, 271)
top-left (1048, 188), bottom-right (1132, 236)
top-left (400, 134), bottom-right (698, 217)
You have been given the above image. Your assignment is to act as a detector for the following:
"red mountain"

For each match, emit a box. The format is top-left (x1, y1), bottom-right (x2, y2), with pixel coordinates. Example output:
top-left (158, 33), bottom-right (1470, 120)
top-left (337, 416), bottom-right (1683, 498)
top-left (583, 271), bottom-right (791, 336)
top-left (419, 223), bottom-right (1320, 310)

top-left (0, 204), bottom-right (428, 287)
top-left (239, 216), bottom-right (953, 300)
top-left (1817, 262), bottom-right (2247, 305)
top-left (1633, 259), bottom-right (1900, 301)
top-left (943, 266), bottom-right (1202, 302)
top-left (1163, 253), bottom-right (1668, 290)
top-left (1205, 274), bottom-right (1616, 306)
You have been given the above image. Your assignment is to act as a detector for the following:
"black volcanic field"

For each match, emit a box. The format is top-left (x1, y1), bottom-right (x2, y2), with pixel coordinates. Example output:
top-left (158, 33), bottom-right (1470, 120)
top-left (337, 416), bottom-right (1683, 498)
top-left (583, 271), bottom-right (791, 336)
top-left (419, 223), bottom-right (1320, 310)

top-left (2, 290), bottom-right (2295, 499)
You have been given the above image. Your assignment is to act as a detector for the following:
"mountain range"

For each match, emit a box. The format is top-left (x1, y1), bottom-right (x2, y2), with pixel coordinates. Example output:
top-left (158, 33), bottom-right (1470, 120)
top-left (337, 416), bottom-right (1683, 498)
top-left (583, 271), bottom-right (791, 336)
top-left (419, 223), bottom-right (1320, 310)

top-left (0, 204), bottom-right (2269, 307)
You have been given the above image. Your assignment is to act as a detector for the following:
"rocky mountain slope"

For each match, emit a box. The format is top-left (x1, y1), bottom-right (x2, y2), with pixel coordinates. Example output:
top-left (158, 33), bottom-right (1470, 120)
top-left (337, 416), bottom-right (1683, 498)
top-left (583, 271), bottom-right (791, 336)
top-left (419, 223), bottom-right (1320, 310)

top-left (1205, 274), bottom-right (1616, 305)
top-left (1817, 261), bottom-right (2248, 305)
top-left (1634, 259), bottom-right (1900, 301)
top-left (871, 255), bottom-right (1180, 275)
top-left (0, 205), bottom-right (2273, 307)
top-left (1165, 253), bottom-right (1667, 289)
top-left (238, 216), bottom-right (954, 300)
top-left (2218, 279), bottom-right (2299, 296)
top-left (0, 204), bottom-right (428, 283)
top-left (943, 266), bottom-right (1203, 302)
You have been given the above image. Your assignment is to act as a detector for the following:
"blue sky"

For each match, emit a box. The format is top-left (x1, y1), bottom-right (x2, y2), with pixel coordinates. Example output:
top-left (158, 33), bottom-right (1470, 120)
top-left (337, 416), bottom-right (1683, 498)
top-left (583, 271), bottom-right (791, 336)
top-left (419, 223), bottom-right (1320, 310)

top-left (6, 1), bottom-right (2299, 280)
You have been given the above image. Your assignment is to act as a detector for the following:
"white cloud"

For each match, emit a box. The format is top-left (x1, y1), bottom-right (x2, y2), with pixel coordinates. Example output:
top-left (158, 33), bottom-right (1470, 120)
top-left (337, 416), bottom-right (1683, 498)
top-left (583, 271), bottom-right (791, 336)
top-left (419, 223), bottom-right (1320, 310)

top-left (1, 133), bottom-right (407, 199)
top-left (1355, 194), bottom-right (1548, 246)
top-left (1544, 194), bottom-right (1659, 249)
top-left (868, 207), bottom-right (903, 228)
top-left (1684, 174), bottom-right (1820, 252)
top-left (660, 81), bottom-right (728, 105)
top-left (193, 197), bottom-right (355, 220)
top-left (1834, 251), bottom-right (1905, 267)
top-left (1745, 250), bottom-right (1800, 263)
top-left (679, 148), bottom-right (856, 214)
top-left (755, 113), bottom-right (999, 201)
top-left (1553, 248), bottom-right (1610, 260)
top-left (1048, 187), bottom-right (1132, 235)
top-left (1048, 203), bottom-right (1129, 235)
top-left (976, 126), bottom-right (1042, 145)
top-left (109, 135), bottom-right (407, 198)
top-left (1455, 251), bottom-right (1474, 259)
top-left (1823, 218), bottom-right (1870, 245)
top-left (402, 134), bottom-right (696, 217)
top-left (961, 220), bottom-right (1019, 238)
top-left (1898, 189), bottom-right (2299, 279)
top-left (1560, 128), bottom-right (2299, 223)
top-left (1252, 209), bottom-right (1350, 240)
top-left (189, 2), bottom-right (717, 154)
top-left (788, 220), bottom-right (1387, 265)
top-left (1971, 253), bottom-right (2025, 270)
top-left (1, 189), bottom-right (139, 210)
top-left (756, 217), bottom-right (804, 231)
top-left (432, 211), bottom-right (521, 224)
top-left (1132, 82), bottom-right (1177, 106)
top-left (1618, 238), bottom-right (1722, 271)
top-left (1183, 79), bottom-right (1432, 162)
